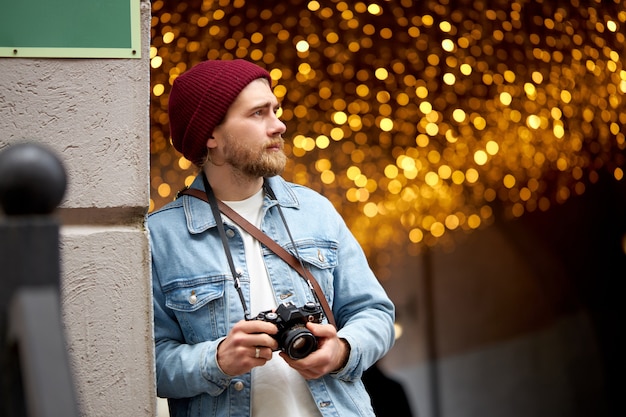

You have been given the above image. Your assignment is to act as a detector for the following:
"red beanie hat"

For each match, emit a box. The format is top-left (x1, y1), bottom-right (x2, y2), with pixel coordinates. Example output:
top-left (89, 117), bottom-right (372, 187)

top-left (168, 59), bottom-right (271, 165)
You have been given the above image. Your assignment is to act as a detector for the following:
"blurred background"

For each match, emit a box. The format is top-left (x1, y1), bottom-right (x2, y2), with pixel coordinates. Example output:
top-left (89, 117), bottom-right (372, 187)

top-left (148, 1), bottom-right (625, 416)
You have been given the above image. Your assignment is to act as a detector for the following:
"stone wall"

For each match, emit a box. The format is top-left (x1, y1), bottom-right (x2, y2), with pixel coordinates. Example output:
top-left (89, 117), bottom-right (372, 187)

top-left (0, 1), bottom-right (154, 415)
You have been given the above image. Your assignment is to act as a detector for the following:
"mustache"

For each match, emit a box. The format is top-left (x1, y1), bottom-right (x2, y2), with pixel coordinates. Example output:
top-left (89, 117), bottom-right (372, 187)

top-left (267, 137), bottom-right (284, 148)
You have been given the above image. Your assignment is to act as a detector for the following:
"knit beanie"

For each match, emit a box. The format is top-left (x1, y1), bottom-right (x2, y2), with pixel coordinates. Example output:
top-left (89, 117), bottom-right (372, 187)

top-left (168, 59), bottom-right (272, 165)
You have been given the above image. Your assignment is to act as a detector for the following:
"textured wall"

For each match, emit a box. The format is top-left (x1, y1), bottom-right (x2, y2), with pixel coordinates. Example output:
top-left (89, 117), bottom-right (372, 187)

top-left (0, 1), bottom-right (154, 415)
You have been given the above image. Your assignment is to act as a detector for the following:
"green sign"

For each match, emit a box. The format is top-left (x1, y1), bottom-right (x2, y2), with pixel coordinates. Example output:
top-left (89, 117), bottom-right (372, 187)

top-left (0, 0), bottom-right (141, 58)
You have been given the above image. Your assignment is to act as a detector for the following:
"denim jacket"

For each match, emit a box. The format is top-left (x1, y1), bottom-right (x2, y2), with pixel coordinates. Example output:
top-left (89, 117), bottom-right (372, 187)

top-left (148, 175), bottom-right (396, 417)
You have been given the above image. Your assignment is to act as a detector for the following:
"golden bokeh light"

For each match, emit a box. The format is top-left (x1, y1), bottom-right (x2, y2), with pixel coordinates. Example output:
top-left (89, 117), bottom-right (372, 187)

top-left (149, 0), bottom-right (626, 263)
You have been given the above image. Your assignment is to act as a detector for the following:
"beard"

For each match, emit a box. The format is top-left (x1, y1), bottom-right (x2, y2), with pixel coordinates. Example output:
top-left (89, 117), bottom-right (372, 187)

top-left (222, 134), bottom-right (287, 179)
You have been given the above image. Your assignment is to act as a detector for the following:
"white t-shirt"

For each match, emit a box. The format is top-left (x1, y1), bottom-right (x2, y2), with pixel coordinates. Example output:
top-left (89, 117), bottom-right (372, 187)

top-left (223, 190), bottom-right (322, 417)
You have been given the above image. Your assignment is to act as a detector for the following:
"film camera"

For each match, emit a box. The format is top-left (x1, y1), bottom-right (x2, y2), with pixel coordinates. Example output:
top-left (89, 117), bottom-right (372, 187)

top-left (253, 301), bottom-right (324, 359)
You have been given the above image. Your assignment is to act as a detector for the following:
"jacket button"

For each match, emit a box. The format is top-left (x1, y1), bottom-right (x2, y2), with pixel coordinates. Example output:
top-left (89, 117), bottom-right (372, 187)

top-left (188, 291), bottom-right (197, 305)
top-left (233, 381), bottom-right (244, 391)
top-left (226, 229), bottom-right (235, 238)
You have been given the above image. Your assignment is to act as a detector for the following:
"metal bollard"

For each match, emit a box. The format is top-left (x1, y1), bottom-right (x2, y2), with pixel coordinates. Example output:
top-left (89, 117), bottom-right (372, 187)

top-left (0, 142), bottom-right (79, 417)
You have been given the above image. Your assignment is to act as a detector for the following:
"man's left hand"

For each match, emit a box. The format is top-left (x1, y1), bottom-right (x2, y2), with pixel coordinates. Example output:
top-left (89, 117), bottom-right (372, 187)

top-left (280, 322), bottom-right (349, 379)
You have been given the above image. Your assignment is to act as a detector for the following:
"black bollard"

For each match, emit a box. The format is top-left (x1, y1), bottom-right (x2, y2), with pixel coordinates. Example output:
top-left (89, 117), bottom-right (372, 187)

top-left (0, 142), bottom-right (79, 417)
top-left (0, 142), bottom-right (67, 216)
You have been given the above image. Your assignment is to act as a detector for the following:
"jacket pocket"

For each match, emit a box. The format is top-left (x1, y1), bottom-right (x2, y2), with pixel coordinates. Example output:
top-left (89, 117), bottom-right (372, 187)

top-left (164, 277), bottom-right (225, 312)
top-left (162, 277), bottom-right (227, 342)
top-left (287, 239), bottom-right (338, 306)
top-left (289, 239), bottom-right (338, 270)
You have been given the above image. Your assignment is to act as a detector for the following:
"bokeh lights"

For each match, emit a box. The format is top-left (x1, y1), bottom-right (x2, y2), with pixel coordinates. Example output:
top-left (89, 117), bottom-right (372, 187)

top-left (149, 0), bottom-right (626, 266)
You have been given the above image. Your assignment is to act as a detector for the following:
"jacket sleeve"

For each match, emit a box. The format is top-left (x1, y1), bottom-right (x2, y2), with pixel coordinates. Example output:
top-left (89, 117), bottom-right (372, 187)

top-left (324, 203), bottom-right (396, 382)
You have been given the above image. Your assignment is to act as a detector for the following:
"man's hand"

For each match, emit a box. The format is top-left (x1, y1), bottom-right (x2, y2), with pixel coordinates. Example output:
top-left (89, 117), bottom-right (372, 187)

top-left (280, 322), bottom-right (350, 380)
top-left (216, 319), bottom-right (279, 376)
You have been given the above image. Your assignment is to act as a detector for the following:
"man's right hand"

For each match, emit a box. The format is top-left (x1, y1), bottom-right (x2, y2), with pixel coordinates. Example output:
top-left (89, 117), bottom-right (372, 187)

top-left (216, 319), bottom-right (279, 376)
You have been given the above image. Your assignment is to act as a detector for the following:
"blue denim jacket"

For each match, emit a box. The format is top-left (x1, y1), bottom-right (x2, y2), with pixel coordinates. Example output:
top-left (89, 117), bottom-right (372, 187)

top-left (148, 175), bottom-right (395, 417)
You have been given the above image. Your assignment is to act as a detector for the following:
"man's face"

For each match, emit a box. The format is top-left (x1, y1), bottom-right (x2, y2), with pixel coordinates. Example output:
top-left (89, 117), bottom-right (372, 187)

top-left (212, 78), bottom-right (287, 179)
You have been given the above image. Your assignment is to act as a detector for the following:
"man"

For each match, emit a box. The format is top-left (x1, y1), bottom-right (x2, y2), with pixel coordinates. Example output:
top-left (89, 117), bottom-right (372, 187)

top-left (149, 59), bottom-right (395, 417)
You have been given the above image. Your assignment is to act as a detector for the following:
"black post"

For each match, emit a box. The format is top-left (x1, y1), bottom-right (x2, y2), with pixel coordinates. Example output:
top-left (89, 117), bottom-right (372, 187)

top-left (0, 142), bottom-right (79, 417)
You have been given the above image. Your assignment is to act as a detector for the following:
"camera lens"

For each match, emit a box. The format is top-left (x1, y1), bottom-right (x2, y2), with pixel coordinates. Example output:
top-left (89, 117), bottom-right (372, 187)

top-left (281, 327), bottom-right (318, 359)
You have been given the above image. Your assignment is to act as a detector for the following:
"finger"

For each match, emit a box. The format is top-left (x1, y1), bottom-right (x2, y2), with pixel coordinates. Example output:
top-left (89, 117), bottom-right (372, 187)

top-left (307, 322), bottom-right (337, 338)
top-left (236, 320), bottom-right (278, 335)
top-left (248, 333), bottom-right (278, 350)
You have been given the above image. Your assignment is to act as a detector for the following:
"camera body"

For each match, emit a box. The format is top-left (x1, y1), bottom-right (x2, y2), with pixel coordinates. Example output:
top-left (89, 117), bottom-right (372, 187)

top-left (253, 301), bottom-right (324, 359)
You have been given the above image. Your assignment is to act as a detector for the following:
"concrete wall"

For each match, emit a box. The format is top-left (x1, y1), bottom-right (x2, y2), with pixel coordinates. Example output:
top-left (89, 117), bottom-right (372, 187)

top-left (0, 1), bottom-right (154, 415)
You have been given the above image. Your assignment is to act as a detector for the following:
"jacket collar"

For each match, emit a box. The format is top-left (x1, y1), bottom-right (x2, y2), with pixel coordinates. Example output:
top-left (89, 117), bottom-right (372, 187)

top-left (182, 175), bottom-right (299, 234)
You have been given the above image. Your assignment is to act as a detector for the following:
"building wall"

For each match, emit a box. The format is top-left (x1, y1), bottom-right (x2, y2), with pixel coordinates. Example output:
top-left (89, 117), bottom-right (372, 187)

top-left (0, 1), bottom-right (154, 415)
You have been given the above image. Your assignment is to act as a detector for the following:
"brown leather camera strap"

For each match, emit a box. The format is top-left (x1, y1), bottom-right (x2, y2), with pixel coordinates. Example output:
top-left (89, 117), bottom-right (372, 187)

top-left (179, 187), bottom-right (336, 327)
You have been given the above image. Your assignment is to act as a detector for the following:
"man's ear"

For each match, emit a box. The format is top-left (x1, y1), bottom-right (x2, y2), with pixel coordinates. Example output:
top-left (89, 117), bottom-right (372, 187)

top-left (206, 135), bottom-right (217, 149)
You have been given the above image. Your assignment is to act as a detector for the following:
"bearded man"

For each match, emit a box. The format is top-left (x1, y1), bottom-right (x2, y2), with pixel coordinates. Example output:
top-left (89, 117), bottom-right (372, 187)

top-left (148, 59), bottom-right (395, 417)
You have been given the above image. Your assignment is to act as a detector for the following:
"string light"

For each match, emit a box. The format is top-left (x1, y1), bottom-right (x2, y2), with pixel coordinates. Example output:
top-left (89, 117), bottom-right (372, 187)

top-left (149, 0), bottom-right (626, 271)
